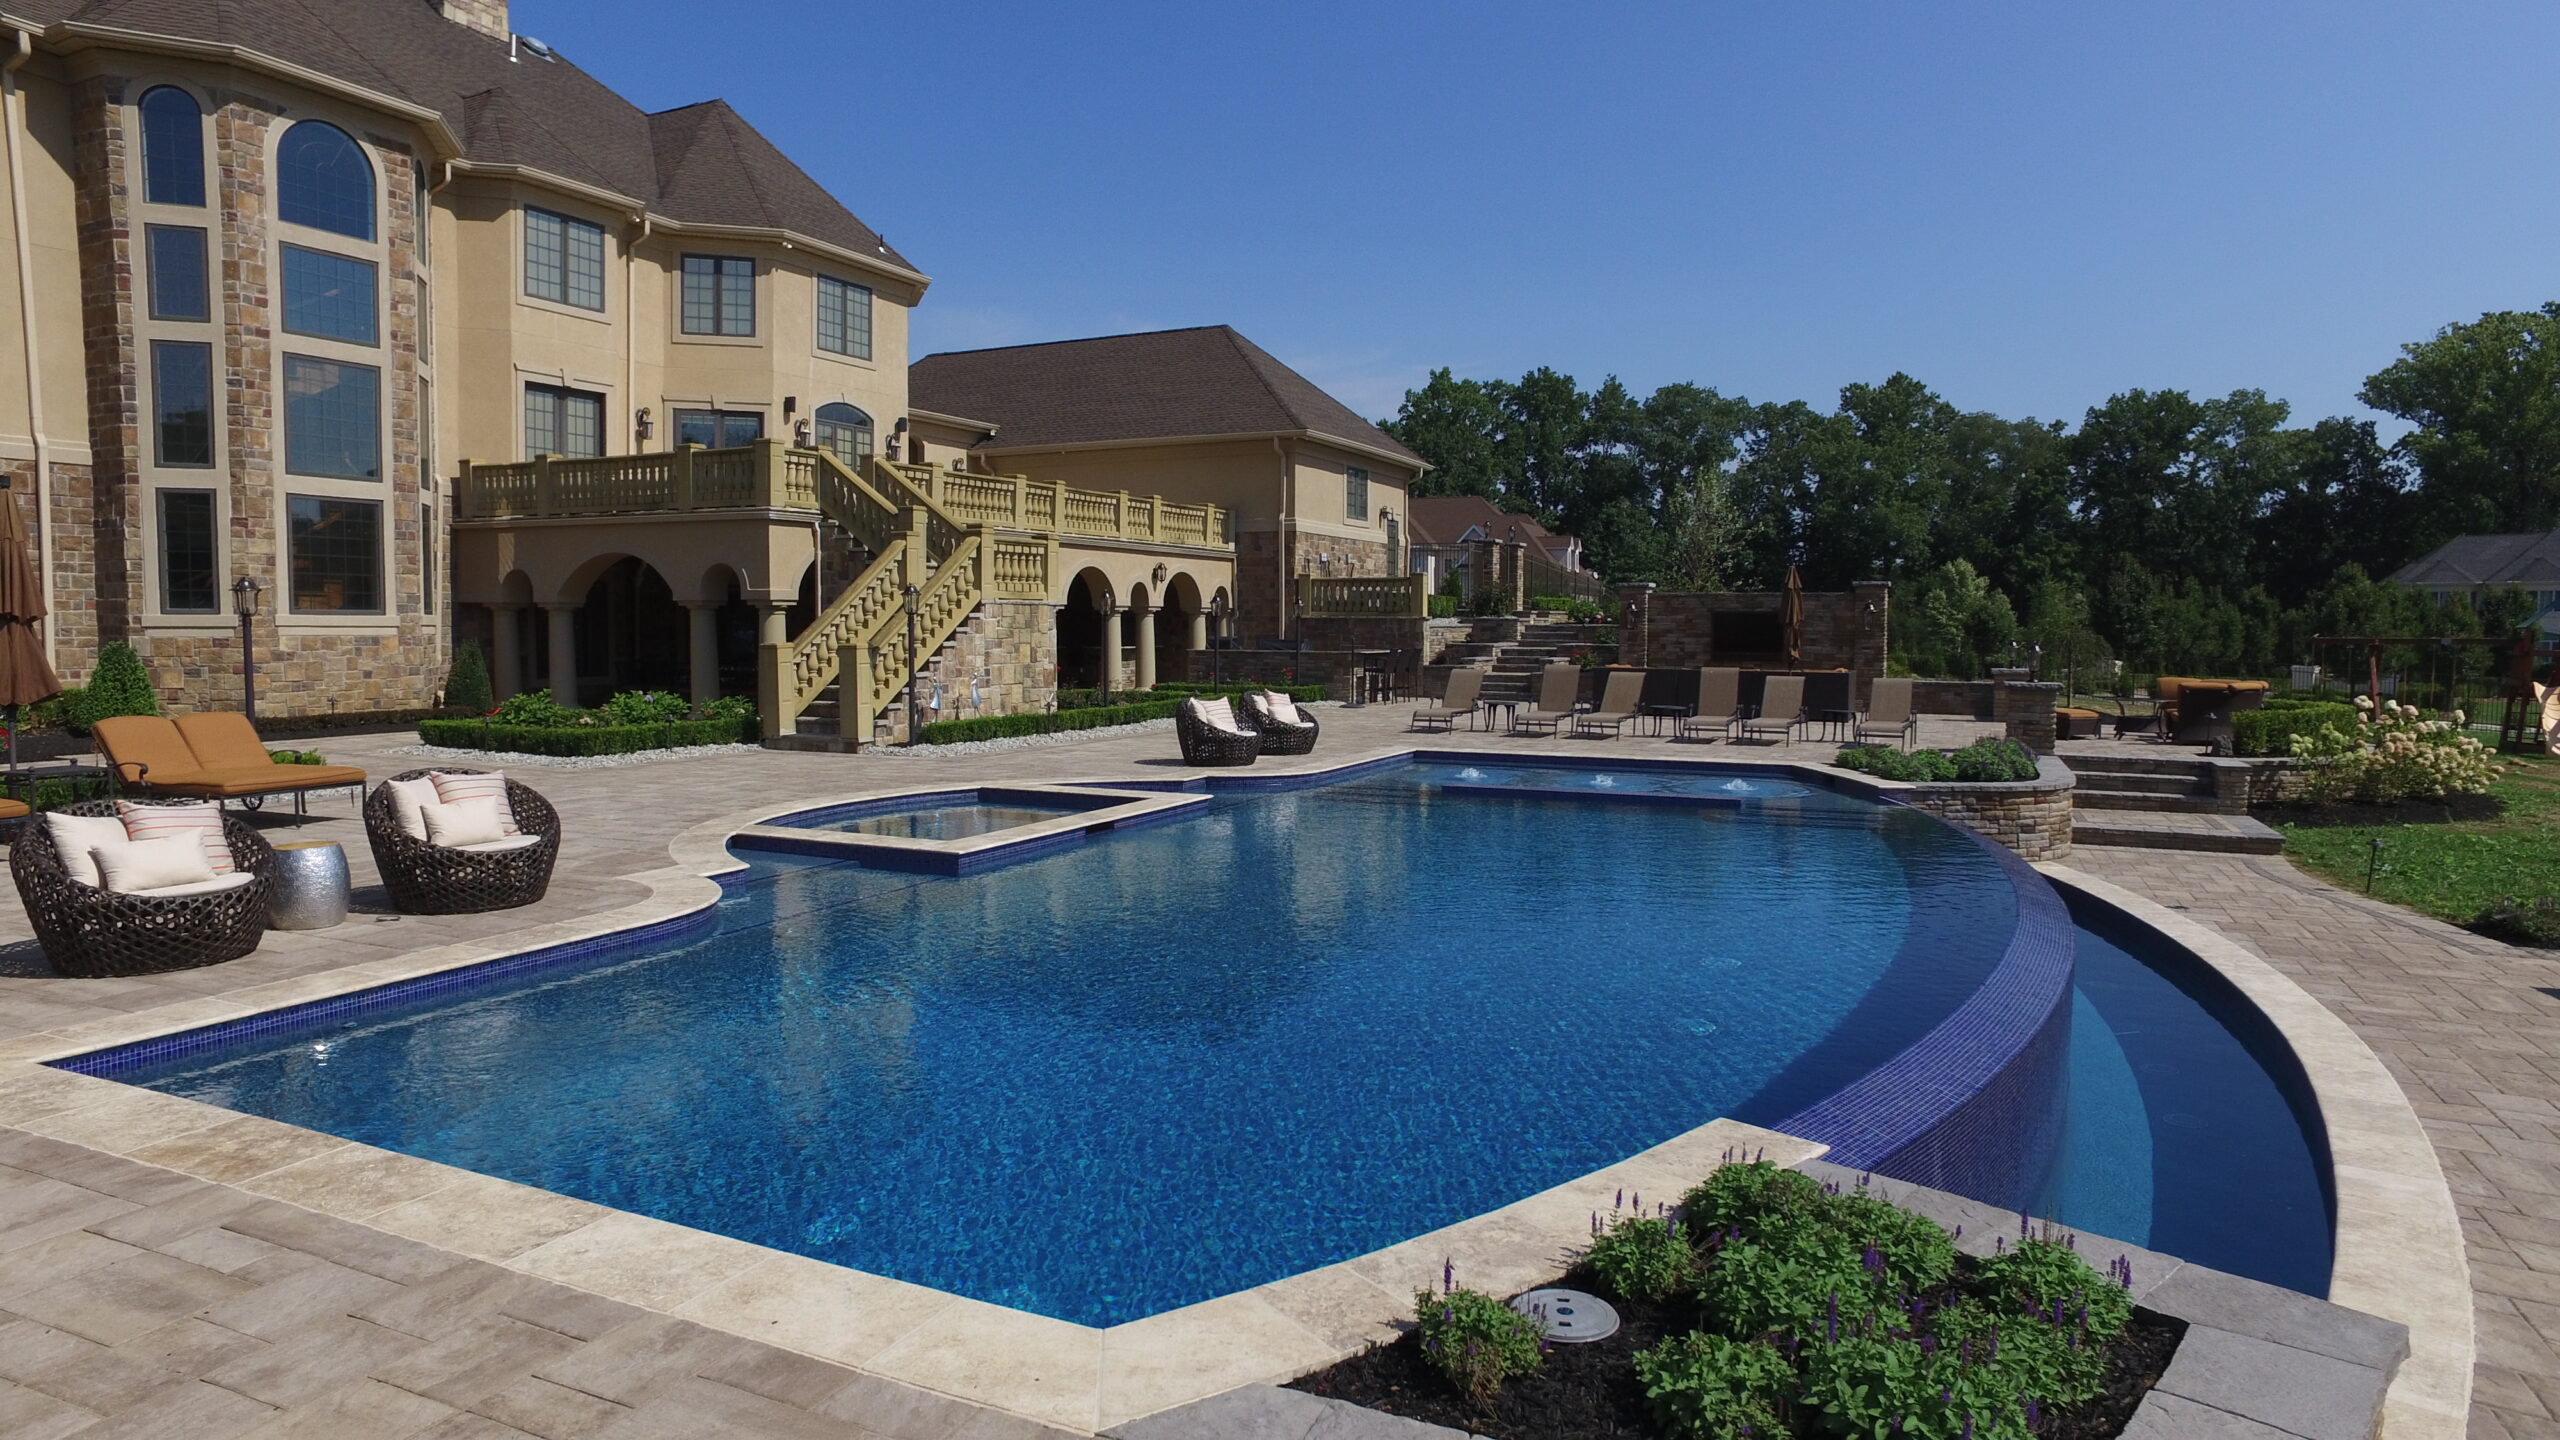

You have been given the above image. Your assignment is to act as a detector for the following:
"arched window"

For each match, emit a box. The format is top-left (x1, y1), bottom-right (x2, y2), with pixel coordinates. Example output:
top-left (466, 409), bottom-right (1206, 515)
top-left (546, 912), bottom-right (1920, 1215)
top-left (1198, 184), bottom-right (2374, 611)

top-left (276, 121), bottom-right (374, 240)
top-left (814, 403), bottom-right (872, 466)
top-left (139, 87), bottom-right (205, 207)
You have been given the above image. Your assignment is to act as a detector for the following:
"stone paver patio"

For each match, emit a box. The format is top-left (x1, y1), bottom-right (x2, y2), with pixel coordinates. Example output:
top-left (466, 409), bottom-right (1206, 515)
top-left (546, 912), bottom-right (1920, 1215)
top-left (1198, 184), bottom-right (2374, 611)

top-left (0, 706), bottom-right (2533, 1436)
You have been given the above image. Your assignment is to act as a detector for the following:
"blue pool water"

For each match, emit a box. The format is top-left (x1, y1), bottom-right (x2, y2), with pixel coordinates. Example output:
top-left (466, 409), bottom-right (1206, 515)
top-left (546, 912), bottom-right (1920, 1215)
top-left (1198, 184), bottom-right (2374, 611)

top-left (84, 761), bottom-right (2335, 1320)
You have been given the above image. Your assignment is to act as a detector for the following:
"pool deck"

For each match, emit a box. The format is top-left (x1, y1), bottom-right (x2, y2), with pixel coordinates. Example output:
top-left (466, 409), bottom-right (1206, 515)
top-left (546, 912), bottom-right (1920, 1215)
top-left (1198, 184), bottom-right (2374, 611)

top-left (0, 708), bottom-right (2520, 1438)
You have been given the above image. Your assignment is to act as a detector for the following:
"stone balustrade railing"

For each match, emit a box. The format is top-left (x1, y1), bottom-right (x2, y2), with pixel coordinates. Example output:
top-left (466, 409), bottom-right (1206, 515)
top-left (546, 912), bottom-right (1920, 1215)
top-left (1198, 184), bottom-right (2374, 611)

top-left (1297, 573), bottom-right (1428, 619)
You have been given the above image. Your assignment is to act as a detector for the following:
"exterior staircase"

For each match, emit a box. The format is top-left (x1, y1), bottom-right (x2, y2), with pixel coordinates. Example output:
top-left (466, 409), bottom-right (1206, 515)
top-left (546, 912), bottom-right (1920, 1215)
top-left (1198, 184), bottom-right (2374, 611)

top-left (1443, 616), bottom-right (1616, 704)
top-left (2062, 752), bottom-right (2285, 854)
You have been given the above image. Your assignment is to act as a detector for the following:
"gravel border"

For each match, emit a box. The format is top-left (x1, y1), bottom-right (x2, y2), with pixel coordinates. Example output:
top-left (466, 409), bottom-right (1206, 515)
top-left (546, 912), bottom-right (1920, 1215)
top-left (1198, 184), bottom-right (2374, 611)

top-left (380, 742), bottom-right (768, 771)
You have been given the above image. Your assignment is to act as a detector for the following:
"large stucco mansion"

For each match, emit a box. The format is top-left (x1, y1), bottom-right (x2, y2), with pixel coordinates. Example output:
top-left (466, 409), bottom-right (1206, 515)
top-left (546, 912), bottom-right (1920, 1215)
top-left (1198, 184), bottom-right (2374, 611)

top-left (0, 0), bottom-right (1423, 741)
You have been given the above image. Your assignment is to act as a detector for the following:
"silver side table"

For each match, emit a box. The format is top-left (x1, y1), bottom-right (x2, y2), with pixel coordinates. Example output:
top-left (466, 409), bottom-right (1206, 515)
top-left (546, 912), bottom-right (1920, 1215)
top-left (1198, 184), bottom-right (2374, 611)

top-left (268, 840), bottom-right (350, 930)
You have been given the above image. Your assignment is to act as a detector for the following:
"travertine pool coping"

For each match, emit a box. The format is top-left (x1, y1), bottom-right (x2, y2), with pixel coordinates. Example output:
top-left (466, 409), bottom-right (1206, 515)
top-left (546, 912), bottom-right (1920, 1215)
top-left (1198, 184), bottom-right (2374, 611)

top-left (729, 783), bottom-right (1210, 873)
top-left (2038, 865), bottom-right (2473, 1440)
top-left (0, 747), bottom-right (2466, 1434)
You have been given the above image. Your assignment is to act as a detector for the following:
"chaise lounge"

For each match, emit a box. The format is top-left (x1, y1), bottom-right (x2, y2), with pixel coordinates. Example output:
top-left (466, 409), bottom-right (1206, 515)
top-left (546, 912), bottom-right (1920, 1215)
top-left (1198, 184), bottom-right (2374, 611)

top-left (95, 714), bottom-right (368, 811)
top-left (1741, 675), bottom-right (1807, 744)
top-left (1411, 668), bottom-right (1484, 732)
top-left (1678, 667), bottom-right (1742, 743)
top-left (1854, 677), bottom-right (1919, 750)
top-left (1571, 670), bottom-right (1646, 739)
top-left (1510, 663), bottom-right (1583, 736)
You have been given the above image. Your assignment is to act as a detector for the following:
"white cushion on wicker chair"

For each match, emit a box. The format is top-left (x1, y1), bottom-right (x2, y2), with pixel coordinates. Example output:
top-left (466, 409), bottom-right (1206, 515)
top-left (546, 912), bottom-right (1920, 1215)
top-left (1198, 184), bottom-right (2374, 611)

top-left (130, 872), bottom-right (257, 899)
top-left (1258, 691), bottom-right (1301, 724)
top-left (423, 796), bottom-right (509, 849)
top-left (44, 813), bottom-right (134, 888)
top-left (428, 771), bottom-right (521, 835)
top-left (116, 799), bottom-right (235, 874)
top-left (452, 834), bottom-right (543, 854)
top-left (386, 776), bottom-right (447, 840)
top-left (92, 835), bottom-right (217, 894)
top-left (1195, 697), bottom-right (1249, 734)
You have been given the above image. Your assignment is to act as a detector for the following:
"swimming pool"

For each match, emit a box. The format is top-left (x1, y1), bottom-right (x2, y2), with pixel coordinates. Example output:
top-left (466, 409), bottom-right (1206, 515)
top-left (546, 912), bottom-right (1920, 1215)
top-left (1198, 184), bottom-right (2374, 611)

top-left (59, 758), bottom-right (2333, 1322)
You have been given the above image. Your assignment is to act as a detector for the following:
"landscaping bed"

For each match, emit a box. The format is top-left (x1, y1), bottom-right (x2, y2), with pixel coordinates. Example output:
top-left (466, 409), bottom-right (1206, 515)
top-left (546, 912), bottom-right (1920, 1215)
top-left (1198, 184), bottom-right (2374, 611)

top-left (921, 684), bottom-right (1323, 746)
top-left (1288, 1162), bottom-right (2181, 1440)
top-left (417, 690), bottom-right (758, 757)
top-left (2278, 749), bottom-right (2556, 947)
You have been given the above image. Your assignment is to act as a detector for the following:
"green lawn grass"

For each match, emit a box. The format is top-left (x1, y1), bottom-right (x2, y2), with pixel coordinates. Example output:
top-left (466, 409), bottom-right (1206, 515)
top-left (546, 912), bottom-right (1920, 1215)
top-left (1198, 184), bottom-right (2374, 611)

top-left (2278, 750), bottom-right (2560, 928)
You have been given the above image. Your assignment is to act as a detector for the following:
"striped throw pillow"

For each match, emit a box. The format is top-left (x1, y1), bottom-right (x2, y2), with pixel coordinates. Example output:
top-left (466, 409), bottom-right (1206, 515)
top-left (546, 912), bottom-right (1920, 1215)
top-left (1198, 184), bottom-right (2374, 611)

top-left (428, 771), bottom-right (520, 835)
top-left (116, 800), bottom-right (235, 875)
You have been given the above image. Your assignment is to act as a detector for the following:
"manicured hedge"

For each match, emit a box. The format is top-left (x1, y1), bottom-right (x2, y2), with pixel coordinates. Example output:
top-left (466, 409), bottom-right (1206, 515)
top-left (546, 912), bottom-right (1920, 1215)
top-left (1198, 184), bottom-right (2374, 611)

top-left (415, 716), bottom-right (758, 756)
top-left (2234, 702), bottom-right (2355, 757)
top-left (918, 700), bottom-right (1183, 746)
top-left (1836, 737), bottom-right (2040, 782)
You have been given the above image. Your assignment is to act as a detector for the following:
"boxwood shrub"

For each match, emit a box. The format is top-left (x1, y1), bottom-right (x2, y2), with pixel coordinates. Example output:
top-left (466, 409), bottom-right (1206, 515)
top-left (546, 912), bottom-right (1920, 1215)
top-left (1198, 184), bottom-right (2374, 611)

top-left (1836, 737), bottom-right (2039, 783)
top-left (2234, 701), bottom-right (2355, 757)
top-left (416, 716), bottom-right (758, 756)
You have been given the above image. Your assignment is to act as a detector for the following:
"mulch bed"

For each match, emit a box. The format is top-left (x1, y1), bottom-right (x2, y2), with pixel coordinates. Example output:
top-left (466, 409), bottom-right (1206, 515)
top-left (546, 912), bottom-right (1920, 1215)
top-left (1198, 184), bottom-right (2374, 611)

top-left (1288, 1272), bottom-right (2187, 1440)
top-left (2257, 793), bottom-right (2503, 827)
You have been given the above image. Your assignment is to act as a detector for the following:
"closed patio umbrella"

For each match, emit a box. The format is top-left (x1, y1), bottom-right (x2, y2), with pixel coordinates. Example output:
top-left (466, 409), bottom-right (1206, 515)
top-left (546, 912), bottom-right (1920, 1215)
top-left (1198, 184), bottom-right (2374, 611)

top-left (0, 481), bottom-right (61, 785)
top-left (1780, 565), bottom-right (1805, 668)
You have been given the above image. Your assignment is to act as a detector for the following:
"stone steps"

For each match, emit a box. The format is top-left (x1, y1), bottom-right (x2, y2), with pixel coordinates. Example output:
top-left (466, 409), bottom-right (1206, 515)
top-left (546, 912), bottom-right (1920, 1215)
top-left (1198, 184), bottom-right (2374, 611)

top-left (2070, 789), bottom-right (2224, 814)
top-left (2072, 809), bottom-right (2285, 854)
top-left (2065, 770), bottom-right (2199, 797)
top-left (2060, 752), bottom-right (2219, 780)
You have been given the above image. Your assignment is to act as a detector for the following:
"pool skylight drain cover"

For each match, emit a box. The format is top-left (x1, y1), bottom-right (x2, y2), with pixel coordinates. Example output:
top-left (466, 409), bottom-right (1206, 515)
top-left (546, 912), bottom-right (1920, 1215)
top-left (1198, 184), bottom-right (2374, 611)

top-left (1509, 1287), bottom-right (1619, 1343)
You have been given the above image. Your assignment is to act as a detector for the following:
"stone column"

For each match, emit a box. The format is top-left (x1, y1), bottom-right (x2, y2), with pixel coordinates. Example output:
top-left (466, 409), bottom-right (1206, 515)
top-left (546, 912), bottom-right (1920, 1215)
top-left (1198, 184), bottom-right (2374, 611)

top-left (1133, 606), bottom-right (1157, 691)
top-left (686, 604), bottom-right (720, 708)
top-left (1099, 606), bottom-right (1123, 693)
top-left (1999, 679), bottom-right (2061, 754)
top-left (755, 601), bottom-right (796, 740)
top-left (489, 604), bottom-right (523, 700)
top-left (1499, 540), bottom-right (1529, 612)
top-left (1187, 608), bottom-right (1208, 652)
top-left (1850, 580), bottom-right (1891, 708)
top-left (544, 605), bottom-right (579, 708)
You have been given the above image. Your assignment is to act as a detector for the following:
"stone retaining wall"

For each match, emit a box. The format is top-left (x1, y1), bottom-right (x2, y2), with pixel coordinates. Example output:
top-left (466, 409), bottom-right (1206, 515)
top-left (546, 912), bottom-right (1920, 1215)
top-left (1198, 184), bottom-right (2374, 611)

top-left (1896, 755), bottom-right (2077, 860)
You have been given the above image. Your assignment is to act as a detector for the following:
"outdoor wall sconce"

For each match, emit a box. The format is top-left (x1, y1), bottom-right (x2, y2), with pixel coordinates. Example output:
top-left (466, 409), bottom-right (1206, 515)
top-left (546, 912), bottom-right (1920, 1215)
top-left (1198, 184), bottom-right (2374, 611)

top-left (635, 407), bottom-right (653, 443)
top-left (794, 420), bottom-right (812, 447)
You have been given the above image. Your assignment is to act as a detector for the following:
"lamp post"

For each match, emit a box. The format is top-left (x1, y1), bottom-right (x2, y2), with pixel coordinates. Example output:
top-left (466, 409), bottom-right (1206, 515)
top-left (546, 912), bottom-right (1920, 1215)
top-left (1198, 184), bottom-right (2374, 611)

top-left (1293, 591), bottom-right (1306, 685)
top-left (1210, 592), bottom-right (1229, 689)
top-left (902, 582), bottom-right (922, 744)
top-left (231, 577), bottom-right (261, 720)
top-left (1098, 586), bottom-right (1115, 706)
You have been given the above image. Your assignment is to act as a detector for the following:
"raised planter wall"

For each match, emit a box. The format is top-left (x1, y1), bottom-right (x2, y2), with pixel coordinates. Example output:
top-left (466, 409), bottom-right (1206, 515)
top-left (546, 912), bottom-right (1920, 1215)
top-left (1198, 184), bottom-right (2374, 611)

top-left (1892, 754), bottom-right (2078, 860)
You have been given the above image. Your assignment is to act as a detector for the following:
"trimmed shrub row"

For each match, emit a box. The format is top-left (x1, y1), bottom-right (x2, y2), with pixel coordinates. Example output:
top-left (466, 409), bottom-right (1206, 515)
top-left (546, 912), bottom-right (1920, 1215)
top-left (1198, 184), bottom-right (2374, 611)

top-left (416, 716), bottom-right (758, 756)
top-left (917, 700), bottom-right (1182, 746)
top-left (2233, 701), bottom-right (2356, 757)
top-left (1835, 737), bottom-right (2041, 783)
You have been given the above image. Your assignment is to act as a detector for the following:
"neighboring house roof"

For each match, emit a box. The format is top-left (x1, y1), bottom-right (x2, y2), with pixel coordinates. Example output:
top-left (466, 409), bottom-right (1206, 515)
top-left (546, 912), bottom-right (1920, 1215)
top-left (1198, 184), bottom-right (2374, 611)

top-left (10, 0), bottom-right (914, 273)
top-left (1406, 495), bottom-right (1574, 552)
top-left (2388, 530), bottom-right (2560, 589)
top-left (908, 326), bottom-right (1425, 467)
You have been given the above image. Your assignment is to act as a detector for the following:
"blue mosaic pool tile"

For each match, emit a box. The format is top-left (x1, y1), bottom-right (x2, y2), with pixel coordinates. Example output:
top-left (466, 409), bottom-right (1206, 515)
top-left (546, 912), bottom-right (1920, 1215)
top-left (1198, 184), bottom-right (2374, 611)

top-left (1773, 815), bottom-right (2076, 1209)
top-left (52, 902), bottom-right (723, 1080)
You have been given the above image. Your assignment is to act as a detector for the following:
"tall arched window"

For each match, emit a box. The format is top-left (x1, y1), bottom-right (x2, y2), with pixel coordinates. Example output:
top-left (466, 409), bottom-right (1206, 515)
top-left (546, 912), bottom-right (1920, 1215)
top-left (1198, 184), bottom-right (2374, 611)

top-left (276, 121), bottom-right (373, 240)
top-left (139, 87), bottom-right (205, 207)
top-left (814, 403), bottom-right (872, 466)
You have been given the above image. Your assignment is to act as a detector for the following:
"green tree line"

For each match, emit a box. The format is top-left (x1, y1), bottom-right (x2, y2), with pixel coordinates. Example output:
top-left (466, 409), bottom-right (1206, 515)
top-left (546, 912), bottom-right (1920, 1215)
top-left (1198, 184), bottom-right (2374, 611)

top-left (1384, 304), bottom-right (2560, 680)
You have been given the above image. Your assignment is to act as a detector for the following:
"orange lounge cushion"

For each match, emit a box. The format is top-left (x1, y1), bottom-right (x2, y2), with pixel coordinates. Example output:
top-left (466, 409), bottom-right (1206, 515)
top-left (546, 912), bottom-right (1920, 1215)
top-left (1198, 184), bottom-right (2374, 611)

top-left (153, 764), bottom-right (368, 796)
top-left (173, 712), bottom-right (280, 770)
top-left (0, 797), bottom-right (27, 820)
top-left (91, 716), bottom-right (199, 787)
top-left (2057, 708), bottom-right (2102, 720)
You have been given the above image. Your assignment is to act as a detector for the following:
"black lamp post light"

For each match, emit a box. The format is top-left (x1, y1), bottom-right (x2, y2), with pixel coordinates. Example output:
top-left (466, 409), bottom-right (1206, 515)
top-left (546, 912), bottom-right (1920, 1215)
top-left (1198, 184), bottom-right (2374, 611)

top-left (231, 576), bottom-right (261, 720)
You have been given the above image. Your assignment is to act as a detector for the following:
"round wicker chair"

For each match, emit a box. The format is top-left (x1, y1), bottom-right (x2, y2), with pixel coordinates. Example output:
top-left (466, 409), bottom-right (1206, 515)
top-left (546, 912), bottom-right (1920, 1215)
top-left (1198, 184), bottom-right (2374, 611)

top-left (365, 768), bottom-right (561, 915)
top-left (1238, 692), bottom-right (1320, 756)
top-left (1175, 699), bottom-right (1262, 767)
top-left (9, 799), bottom-right (277, 977)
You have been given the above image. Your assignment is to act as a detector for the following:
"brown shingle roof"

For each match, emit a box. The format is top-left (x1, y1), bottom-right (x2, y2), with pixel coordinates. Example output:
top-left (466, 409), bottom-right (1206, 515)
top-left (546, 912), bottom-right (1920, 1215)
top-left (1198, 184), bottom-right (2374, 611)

top-left (19, 0), bottom-right (913, 270)
top-left (1406, 495), bottom-right (1569, 549)
top-left (908, 327), bottom-right (1424, 466)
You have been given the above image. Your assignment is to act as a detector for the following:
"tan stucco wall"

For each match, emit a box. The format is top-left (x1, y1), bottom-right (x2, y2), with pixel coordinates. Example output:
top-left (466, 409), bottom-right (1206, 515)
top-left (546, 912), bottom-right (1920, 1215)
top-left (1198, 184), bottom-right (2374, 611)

top-left (0, 56), bottom-right (90, 458)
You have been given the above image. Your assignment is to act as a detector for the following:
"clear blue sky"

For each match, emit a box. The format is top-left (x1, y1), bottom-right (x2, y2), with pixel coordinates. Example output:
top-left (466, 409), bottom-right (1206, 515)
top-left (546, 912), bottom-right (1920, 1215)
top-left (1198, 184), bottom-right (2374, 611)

top-left (520, 0), bottom-right (2557, 430)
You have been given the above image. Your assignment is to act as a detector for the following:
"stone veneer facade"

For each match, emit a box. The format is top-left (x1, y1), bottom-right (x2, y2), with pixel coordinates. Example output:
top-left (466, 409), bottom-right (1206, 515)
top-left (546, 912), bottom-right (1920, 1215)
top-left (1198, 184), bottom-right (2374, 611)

top-left (1234, 530), bottom-right (1394, 644)
top-left (1621, 581), bottom-right (1892, 707)
top-left (1898, 757), bottom-right (2077, 860)
top-left (64, 76), bottom-right (444, 715)
top-left (870, 598), bottom-right (1058, 743)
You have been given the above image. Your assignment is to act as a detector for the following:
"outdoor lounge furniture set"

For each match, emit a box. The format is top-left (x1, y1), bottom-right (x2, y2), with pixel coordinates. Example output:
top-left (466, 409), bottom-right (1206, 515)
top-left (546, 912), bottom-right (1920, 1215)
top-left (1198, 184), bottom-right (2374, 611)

top-left (1407, 666), bottom-right (1920, 749)
top-left (9, 715), bottom-right (564, 977)
top-left (1176, 692), bottom-right (1321, 767)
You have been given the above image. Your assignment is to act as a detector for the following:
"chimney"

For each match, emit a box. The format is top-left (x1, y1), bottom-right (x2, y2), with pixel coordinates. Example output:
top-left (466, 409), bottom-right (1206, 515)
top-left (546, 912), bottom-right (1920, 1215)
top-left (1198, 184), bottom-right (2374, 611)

top-left (439, 0), bottom-right (509, 40)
